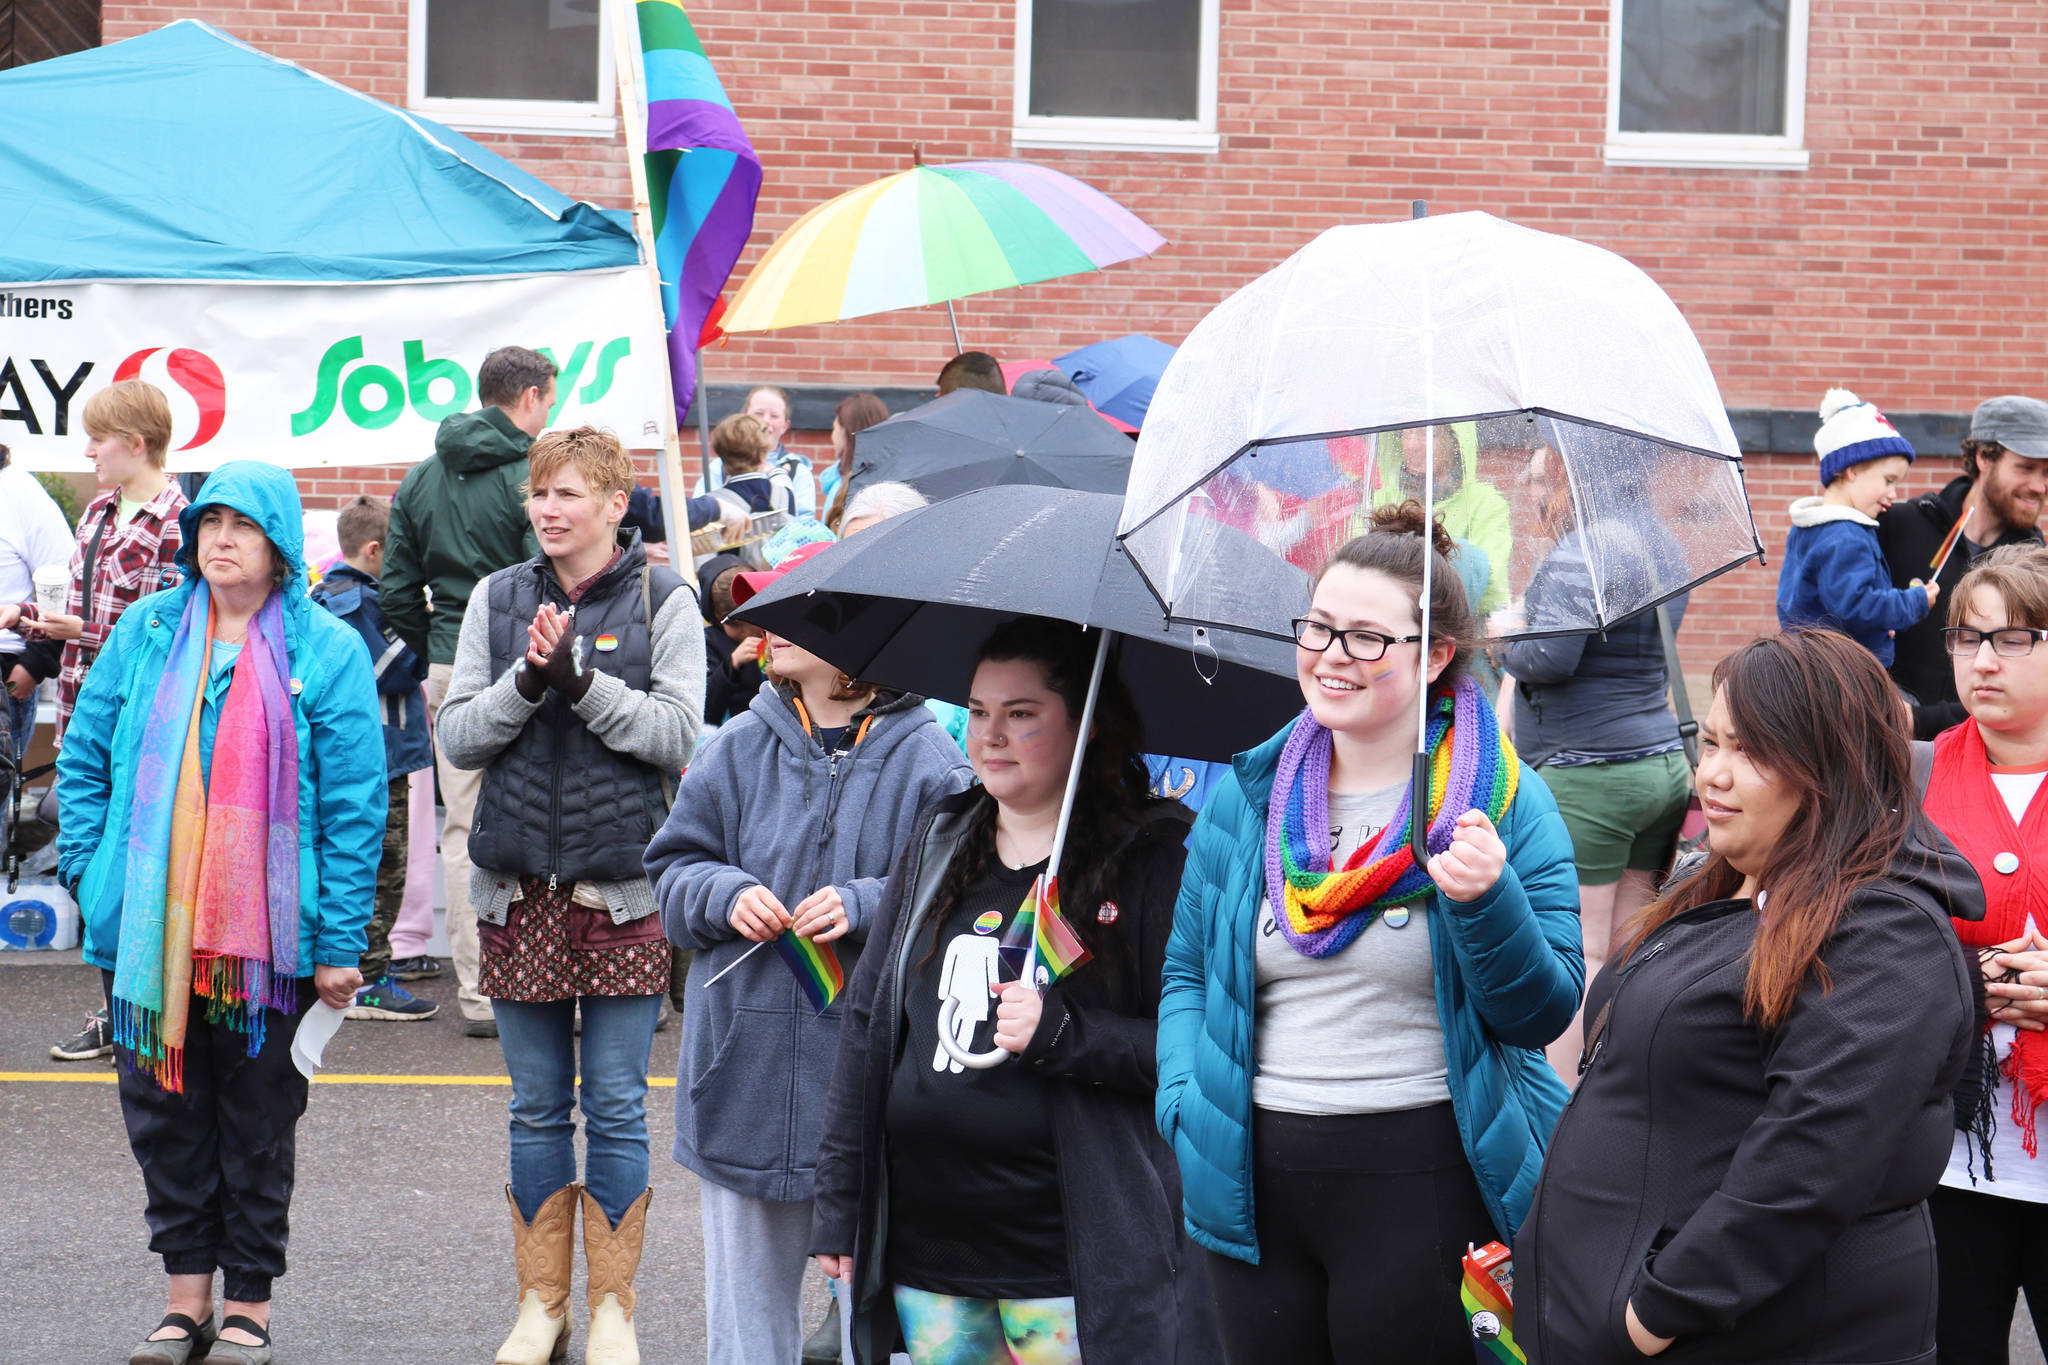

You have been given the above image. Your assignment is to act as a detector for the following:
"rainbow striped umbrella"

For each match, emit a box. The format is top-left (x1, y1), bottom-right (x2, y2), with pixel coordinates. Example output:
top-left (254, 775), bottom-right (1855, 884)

top-left (723, 159), bottom-right (1165, 338)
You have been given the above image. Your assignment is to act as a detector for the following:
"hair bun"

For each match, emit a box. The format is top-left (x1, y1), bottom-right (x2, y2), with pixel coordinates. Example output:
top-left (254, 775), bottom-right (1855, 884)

top-left (1368, 499), bottom-right (1457, 560)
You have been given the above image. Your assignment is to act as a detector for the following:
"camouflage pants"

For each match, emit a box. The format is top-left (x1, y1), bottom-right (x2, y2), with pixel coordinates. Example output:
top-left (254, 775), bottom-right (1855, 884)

top-left (360, 775), bottom-right (409, 983)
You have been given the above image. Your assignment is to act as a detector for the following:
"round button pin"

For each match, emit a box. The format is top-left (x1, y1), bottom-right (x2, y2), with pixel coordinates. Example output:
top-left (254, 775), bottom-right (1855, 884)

top-left (1384, 907), bottom-right (1410, 929)
top-left (1995, 851), bottom-right (2021, 876)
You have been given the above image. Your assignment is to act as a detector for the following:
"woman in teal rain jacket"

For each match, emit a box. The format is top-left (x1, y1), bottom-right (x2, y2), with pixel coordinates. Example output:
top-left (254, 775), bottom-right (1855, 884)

top-left (58, 461), bottom-right (385, 1365)
top-left (1157, 501), bottom-right (1581, 1365)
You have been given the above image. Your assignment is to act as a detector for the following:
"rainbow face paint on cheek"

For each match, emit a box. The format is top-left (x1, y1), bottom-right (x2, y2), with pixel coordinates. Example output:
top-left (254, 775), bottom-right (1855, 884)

top-left (1368, 663), bottom-right (1400, 684)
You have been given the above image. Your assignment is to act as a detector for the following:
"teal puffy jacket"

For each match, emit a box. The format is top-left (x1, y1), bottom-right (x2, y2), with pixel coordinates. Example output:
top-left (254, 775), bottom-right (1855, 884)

top-left (57, 462), bottom-right (387, 973)
top-left (1155, 717), bottom-right (1584, 1261)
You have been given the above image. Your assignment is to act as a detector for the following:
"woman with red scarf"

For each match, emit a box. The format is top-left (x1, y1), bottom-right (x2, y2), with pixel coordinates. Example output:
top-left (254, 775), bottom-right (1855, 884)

top-left (1921, 542), bottom-right (2048, 1364)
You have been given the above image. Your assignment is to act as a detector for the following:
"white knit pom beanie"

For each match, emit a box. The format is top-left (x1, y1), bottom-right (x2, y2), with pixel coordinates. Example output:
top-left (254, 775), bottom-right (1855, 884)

top-left (1815, 388), bottom-right (1914, 487)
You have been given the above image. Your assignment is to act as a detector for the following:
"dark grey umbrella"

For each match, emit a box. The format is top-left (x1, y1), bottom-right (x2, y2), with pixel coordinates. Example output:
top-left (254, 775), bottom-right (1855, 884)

top-left (730, 484), bottom-right (1300, 764)
top-left (841, 389), bottom-right (1134, 506)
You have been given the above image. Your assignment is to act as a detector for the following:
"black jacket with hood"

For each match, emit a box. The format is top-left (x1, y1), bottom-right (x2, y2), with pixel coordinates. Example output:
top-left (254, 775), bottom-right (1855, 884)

top-left (811, 788), bottom-right (1222, 1365)
top-left (1520, 828), bottom-right (1983, 1365)
top-left (383, 406), bottom-right (540, 666)
top-left (1877, 474), bottom-right (2045, 738)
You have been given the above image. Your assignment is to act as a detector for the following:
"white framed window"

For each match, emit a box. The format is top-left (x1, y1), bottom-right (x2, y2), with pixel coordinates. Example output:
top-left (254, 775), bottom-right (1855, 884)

top-left (407, 0), bottom-right (617, 139)
top-left (1012, 0), bottom-right (1220, 155)
top-left (1604, 0), bottom-right (1809, 170)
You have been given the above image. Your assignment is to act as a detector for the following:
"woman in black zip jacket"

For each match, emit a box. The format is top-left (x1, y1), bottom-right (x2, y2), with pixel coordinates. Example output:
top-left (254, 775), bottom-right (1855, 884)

top-left (810, 619), bottom-right (1222, 1365)
top-left (1521, 630), bottom-right (1983, 1365)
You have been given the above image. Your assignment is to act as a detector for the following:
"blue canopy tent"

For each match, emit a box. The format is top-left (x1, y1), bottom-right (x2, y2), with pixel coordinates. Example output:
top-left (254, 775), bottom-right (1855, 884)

top-left (0, 20), bottom-right (668, 469)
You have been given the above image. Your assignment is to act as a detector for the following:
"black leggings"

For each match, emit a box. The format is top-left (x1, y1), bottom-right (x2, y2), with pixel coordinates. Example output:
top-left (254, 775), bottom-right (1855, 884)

top-left (1205, 1103), bottom-right (1495, 1365)
top-left (1932, 1183), bottom-right (2048, 1365)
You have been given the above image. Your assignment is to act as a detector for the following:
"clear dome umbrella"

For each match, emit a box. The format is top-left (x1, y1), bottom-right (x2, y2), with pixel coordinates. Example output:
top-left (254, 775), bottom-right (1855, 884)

top-left (1116, 210), bottom-right (1763, 861)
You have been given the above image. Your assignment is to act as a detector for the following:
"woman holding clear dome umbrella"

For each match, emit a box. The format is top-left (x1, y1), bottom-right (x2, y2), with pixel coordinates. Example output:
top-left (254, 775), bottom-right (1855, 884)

top-left (1114, 210), bottom-right (1768, 1363)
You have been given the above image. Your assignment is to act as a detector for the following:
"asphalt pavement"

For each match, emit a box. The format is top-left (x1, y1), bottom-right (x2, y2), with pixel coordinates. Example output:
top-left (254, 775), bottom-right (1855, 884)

top-left (3, 951), bottom-right (2041, 1365)
top-left (0, 955), bottom-right (830, 1364)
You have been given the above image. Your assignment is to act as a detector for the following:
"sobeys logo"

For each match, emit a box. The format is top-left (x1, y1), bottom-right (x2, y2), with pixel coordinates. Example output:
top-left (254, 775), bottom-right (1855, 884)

top-left (290, 336), bottom-right (632, 436)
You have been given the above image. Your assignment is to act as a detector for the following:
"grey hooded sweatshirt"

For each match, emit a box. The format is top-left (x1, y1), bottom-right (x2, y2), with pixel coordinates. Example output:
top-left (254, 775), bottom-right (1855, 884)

top-left (646, 683), bottom-right (972, 1202)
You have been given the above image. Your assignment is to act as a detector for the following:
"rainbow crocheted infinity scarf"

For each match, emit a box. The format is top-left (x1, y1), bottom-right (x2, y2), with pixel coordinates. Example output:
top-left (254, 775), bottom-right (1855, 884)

top-left (1264, 676), bottom-right (1518, 958)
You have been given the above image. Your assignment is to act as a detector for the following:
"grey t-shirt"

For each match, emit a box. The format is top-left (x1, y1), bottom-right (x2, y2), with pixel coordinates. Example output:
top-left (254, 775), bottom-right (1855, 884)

top-left (1252, 782), bottom-right (1450, 1115)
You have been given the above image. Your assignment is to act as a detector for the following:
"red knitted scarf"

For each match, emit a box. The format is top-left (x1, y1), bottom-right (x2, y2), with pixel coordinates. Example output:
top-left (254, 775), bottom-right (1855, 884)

top-left (1926, 722), bottom-right (2048, 1155)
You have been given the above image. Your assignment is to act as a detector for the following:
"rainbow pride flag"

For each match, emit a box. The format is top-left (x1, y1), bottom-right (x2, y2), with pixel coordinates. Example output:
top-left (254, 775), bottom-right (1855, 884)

top-left (998, 874), bottom-right (1092, 989)
top-left (1460, 1242), bottom-right (1527, 1364)
top-left (628, 0), bottom-right (761, 421)
top-left (771, 928), bottom-right (844, 1015)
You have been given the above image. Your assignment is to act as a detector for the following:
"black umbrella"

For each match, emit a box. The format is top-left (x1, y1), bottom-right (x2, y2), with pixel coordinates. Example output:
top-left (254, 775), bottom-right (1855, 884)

top-left (842, 389), bottom-right (1134, 506)
top-left (734, 485), bottom-right (1300, 1069)
top-left (730, 485), bottom-right (1300, 764)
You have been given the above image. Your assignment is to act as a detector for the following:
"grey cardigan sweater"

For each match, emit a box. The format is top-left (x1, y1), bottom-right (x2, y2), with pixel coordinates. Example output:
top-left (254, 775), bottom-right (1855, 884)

top-left (646, 684), bottom-right (972, 1201)
top-left (437, 559), bottom-right (706, 923)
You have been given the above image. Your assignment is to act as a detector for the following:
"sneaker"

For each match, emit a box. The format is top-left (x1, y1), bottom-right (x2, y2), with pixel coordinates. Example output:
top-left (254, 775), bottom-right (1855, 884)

top-left (346, 976), bottom-right (439, 1022)
top-left (389, 955), bottom-right (443, 982)
top-left (51, 1008), bottom-right (114, 1061)
top-left (465, 1016), bottom-right (499, 1038)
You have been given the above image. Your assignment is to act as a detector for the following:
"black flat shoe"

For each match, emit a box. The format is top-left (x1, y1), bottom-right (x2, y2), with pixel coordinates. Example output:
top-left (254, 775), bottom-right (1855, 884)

top-left (200, 1315), bottom-right (272, 1365)
top-left (130, 1313), bottom-right (215, 1365)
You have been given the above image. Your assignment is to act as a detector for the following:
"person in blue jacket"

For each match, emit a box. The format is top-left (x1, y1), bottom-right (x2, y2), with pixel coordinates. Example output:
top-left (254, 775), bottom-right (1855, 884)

top-left (1156, 500), bottom-right (1583, 1365)
top-left (309, 494), bottom-right (436, 1022)
top-left (57, 461), bottom-right (385, 1365)
top-left (1776, 387), bottom-right (1939, 667)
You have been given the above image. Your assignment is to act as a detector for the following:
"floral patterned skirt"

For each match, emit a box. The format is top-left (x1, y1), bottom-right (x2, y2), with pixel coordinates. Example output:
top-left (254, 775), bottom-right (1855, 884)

top-left (477, 877), bottom-right (672, 1003)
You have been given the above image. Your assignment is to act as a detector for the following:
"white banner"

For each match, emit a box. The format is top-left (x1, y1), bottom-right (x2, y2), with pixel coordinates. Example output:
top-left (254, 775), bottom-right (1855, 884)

top-left (0, 269), bottom-right (672, 472)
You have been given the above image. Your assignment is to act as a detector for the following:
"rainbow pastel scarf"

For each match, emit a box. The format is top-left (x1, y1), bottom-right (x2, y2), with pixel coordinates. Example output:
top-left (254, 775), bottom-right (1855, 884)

top-left (1264, 676), bottom-right (1517, 958)
top-left (112, 588), bottom-right (302, 1092)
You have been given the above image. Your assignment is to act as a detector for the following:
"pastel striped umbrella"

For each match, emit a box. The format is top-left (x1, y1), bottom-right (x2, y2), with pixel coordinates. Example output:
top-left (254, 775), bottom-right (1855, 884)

top-left (723, 159), bottom-right (1165, 340)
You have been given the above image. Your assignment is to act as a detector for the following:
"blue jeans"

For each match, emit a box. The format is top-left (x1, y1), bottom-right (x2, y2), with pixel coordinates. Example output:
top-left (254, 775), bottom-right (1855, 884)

top-left (494, 994), bottom-right (662, 1226)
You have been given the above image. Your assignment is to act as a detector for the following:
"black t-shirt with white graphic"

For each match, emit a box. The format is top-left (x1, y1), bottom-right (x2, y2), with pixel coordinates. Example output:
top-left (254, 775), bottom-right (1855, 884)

top-left (884, 854), bottom-right (1072, 1299)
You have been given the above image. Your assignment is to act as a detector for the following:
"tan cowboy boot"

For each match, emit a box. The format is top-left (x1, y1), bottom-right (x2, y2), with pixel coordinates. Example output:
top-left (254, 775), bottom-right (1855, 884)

top-left (581, 1187), bottom-right (651, 1365)
top-left (497, 1183), bottom-right (578, 1365)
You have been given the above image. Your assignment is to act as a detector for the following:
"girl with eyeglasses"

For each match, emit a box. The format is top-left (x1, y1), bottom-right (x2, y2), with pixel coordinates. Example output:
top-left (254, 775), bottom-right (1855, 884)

top-left (1919, 544), bottom-right (2048, 1364)
top-left (1157, 501), bottom-right (1583, 1365)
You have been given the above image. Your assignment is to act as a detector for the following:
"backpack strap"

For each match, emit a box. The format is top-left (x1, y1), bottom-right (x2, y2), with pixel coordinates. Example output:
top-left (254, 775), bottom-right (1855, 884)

top-left (1911, 739), bottom-right (1935, 800)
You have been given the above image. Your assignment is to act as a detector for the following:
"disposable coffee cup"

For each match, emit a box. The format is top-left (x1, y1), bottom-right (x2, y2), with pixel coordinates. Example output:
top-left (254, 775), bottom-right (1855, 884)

top-left (31, 565), bottom-right (67, 617)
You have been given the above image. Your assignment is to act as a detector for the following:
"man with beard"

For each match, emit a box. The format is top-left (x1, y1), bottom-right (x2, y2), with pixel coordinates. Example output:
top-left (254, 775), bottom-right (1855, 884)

top-left (1879, 395), bottom-right (2048, 737)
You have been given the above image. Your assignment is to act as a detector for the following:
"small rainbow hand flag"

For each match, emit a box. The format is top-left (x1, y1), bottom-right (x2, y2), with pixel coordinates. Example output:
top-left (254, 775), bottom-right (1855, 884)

top-left (999, 873), bottom-right (1091, 990)
top-left (771, 928), bottom-right (844, 1014)
top-left (1460, 1242), bottom-right (1527, 1364)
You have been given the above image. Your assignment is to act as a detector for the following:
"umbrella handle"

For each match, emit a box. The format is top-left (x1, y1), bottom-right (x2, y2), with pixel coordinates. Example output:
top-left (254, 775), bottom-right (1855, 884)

top-left (937, 996), bottom-right (1013, 1070)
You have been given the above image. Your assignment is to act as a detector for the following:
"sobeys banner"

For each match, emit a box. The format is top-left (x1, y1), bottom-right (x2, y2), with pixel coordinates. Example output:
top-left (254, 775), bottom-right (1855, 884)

top-left (0, 269), bottom-right (670, 471)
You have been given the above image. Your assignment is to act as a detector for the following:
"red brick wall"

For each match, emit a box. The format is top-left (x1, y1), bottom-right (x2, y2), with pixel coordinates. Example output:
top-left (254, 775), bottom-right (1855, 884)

top-left (102, 0), bottom-right (2048, 669)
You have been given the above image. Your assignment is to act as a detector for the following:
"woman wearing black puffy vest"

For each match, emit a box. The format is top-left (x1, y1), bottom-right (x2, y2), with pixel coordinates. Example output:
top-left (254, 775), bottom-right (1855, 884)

top-left (439, 426), bottom-right (706, 1365)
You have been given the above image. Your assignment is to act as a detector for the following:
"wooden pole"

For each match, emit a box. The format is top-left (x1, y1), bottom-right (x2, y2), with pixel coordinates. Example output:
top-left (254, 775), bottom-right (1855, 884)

top-left (610, 0), bottom-right (690, 552)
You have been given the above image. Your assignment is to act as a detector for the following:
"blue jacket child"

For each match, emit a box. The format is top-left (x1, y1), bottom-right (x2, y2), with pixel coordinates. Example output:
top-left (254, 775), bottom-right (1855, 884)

top-left (1775, 388), bottom-right (1935, 667)
top-left (311, 561), bottom-right (432, 778)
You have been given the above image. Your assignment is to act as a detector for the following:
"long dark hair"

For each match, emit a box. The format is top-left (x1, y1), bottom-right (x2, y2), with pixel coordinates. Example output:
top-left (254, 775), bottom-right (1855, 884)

top-left (918, 619), bottom-right (1151, 994)
top-left (1610, 629), bottom-right (1917, 1028)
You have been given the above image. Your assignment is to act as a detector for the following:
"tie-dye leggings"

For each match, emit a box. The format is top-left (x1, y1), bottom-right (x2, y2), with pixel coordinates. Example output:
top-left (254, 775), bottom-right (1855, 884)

top-left (892, 1284), bottom-right (1083, 1365)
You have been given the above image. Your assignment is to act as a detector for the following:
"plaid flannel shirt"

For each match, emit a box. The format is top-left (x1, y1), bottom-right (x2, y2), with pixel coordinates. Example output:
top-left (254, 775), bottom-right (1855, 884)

top-left (56, 480), bottom-right (188, 737)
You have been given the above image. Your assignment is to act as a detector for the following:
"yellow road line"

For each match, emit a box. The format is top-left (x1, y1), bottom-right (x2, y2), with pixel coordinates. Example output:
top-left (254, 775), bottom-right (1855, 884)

top-left (0, 1071), bottom-right (678, 1088)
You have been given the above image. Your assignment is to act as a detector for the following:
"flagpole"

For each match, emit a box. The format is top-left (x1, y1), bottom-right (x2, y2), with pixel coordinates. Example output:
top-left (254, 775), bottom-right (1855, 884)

top-left (610, 0), bottom-right (691, 551)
